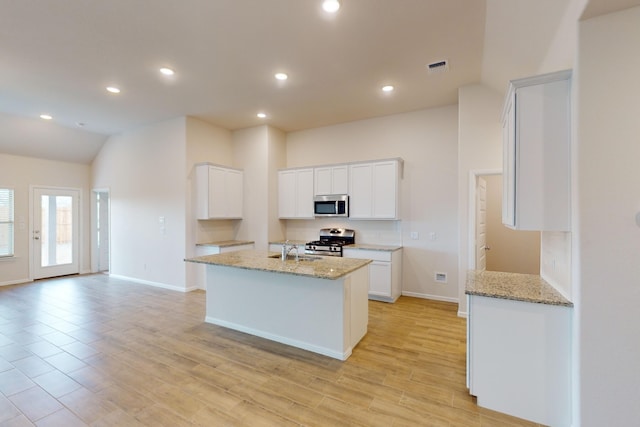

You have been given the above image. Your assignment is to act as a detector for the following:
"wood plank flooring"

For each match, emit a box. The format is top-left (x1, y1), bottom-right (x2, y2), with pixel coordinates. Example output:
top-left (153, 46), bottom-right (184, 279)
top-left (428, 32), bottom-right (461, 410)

top-left (0, 274), bottom-right (542, 426)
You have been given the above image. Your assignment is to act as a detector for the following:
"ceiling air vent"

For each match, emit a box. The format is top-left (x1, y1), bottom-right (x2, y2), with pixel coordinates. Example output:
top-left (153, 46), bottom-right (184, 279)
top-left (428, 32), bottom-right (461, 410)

top-left (427, 59), bottom-right (449, 74)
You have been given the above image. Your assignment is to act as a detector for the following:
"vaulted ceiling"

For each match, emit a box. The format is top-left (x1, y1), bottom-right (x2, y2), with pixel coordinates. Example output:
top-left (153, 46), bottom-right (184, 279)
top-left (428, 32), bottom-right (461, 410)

top-left (0, 0), bottom-right (637, 164)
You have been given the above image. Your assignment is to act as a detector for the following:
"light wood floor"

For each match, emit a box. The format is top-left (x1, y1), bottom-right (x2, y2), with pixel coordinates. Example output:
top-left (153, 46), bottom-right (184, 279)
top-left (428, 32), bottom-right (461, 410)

top-left (0, 274), bottom-right (541, 426)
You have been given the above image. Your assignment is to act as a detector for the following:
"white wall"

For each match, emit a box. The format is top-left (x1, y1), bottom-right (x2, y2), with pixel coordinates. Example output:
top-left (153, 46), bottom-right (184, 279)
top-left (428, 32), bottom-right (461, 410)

top-left (576, 7), bottom-right (640, 425)
top-left (233, 126), bottom-right (272, 250)
top-left (286, 106), bottom-right (459, 302)
top-left (184, 117), bottom-right (235, 289)
top-left (92, 118), bottom-right (188, 291)
top-left (266, 126), bottom-right (287, 244)
top-left (457, 84), bottom-right (504, 314)
top-left (0, 153), bottom-right (92, 285)
top-left (185, 116), bottom-right (236, 247)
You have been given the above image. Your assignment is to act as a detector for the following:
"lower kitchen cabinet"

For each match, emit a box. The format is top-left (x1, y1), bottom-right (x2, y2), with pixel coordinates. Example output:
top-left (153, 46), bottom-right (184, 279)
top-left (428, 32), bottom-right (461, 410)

top-left (193, 242), bottom-right (254, 289)
top-left (343, 247), bottom-right (402, 302)
top-left (467, 294), bottom-right (572, 426)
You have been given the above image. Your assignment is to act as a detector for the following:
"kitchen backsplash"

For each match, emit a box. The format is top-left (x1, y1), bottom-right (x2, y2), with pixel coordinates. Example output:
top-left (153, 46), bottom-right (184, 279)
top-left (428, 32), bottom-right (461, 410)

top-left (283, 218), bottom-right (402, 245)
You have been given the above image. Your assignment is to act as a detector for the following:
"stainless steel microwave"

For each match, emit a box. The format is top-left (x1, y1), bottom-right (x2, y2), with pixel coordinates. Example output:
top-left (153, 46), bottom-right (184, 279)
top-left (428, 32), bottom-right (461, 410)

top-left (314, 194), bottom-right (349, 217)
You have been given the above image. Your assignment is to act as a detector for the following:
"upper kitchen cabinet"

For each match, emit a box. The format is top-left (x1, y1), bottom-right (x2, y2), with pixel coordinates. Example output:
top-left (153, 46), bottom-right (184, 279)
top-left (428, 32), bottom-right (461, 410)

top-left (314, 165), bottom-right (348, 196)
top-left (195, 163), bottom-right (243, 220)
top-left (349, 159), bottom-right (402, 220)
top-left (278, 168), bottom-right (314, 219)
top-left (502, 70), bottom-right (571, 231)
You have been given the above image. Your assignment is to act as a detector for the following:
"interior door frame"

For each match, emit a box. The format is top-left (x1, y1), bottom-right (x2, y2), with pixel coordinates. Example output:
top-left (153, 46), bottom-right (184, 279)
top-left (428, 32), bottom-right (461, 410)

top-left (29, 185), bottom-right (83, 281)
top-left (468, 169), bottom-right (501, 270)
top-left (91, 188), bottom-right (110, 273)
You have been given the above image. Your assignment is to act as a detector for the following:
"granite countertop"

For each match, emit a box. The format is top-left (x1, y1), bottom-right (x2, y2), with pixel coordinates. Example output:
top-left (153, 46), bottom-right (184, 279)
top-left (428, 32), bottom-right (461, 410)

top-left (344, 244), bottom-right (402, 252)
top-left (185, 249), bottom-right (372, 280)
top-left (196, 240), bottom-right (254, 248)
top-left (465, 270), bottom-right (573, 307)
top-left (269, 239), bottom-right (307, 246)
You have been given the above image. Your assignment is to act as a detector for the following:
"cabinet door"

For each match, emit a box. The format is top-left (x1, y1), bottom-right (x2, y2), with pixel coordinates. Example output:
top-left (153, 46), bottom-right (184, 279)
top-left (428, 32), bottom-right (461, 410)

top-left (349, 163), bottom-right (373, 218)
top-left (278, 170), bottom-right (297, 218)
top-left (208, 166), bottom-right (227, 218)
top-left (314, 167), bottom-right (333, 196)
top-left (369, 261), bottom-right (392, 297)
top-left (331, 165), bottom-right (349, 194)
top-left (226, 169), bottom-right (243, 218)
top-left (372, 161), bottom-right (397, 219)
top-left (296, 169), bottom-right (314, 218)
top-left (502, 97), bottom-right (516, 227)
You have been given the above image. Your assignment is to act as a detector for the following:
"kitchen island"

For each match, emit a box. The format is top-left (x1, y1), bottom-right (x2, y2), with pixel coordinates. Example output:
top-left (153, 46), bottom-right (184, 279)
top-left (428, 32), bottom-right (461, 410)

top-left (185, 250), bottom-right (371, 360)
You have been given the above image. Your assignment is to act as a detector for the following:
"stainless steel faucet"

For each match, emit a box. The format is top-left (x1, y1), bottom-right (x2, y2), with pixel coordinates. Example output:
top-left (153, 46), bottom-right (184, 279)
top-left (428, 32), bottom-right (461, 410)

top-left (281, 240), bottom-right (299, 262)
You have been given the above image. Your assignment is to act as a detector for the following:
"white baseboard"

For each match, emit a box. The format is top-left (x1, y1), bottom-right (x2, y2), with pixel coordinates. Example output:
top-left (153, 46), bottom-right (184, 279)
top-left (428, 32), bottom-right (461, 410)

top-left (457, 311), bottom-right (468, 318)
top-left (108, 274), bottom-right (197, 293)
top-left (402, 291), bottom-right (459, 304)
top-left (0, 278), bottom-right (32, 287)
top-left (205, 316), bottom-right (350, 361)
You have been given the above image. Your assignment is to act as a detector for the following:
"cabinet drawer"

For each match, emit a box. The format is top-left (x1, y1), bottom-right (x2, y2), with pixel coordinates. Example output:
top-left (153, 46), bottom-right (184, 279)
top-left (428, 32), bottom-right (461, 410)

top-left (343, 249), bottom-right (392, 262)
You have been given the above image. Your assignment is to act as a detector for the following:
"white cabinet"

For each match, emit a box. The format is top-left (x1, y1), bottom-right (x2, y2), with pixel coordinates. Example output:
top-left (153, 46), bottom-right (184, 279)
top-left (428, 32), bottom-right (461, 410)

top-left (193, 242), bottom-right (254, 289)
top-left (343, 248), bottom-right (402, 302)
top-left (278, 168), bottom-right (314, 219)
top-left (501, 70), bottom-right (571, 231)
top-left (195, 164), bottom-right (243, 220)
top-left (314, 165), bottom-right (348, 195)
top-left (467, 294), bottom-right (571, 426)
top-left (349, 159), bottom-right (401, 220)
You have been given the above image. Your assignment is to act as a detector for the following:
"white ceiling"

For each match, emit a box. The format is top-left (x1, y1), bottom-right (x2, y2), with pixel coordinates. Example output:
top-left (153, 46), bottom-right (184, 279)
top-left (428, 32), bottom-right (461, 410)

top-left (1, 0), bottom-right (637, 164)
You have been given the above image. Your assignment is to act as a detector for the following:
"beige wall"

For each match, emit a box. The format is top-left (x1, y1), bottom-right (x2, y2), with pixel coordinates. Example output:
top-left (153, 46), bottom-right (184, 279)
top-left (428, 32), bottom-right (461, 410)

top-left (92, 117), bottom-right (188, 290)
top-left (0, 153), bottom-right (92, 285)
top-left (457, 84), bottom-right (504, 314)
top-left (484, 174), bottom-right (540, 274)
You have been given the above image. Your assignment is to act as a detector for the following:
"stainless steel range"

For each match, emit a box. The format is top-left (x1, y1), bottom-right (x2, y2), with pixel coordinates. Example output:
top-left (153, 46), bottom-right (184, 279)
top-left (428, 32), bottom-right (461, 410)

top-left (305, 228), bottom-right (355, 257)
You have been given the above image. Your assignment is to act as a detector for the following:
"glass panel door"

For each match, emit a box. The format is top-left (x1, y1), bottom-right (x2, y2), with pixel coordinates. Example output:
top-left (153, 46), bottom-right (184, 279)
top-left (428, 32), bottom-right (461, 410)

top-left (33, 188), bottom-right (79, 279)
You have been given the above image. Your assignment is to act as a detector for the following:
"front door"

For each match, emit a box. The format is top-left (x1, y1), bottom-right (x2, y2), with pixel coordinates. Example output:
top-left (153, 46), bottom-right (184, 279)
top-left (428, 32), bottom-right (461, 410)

top-left (32, 188), bottom-right (80, 279)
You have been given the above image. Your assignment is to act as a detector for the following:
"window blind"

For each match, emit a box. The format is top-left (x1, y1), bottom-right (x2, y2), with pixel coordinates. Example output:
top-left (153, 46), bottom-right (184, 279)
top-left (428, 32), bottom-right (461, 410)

top-left (0, 188), bottom-right (14, 257)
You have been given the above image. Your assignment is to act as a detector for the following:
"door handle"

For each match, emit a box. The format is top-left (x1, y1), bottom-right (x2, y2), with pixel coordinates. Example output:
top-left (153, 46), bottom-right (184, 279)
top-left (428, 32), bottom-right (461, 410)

top-left (34, 236), bottom-right (40, 240)
top-left (484, 246), bottom-right (491, 251)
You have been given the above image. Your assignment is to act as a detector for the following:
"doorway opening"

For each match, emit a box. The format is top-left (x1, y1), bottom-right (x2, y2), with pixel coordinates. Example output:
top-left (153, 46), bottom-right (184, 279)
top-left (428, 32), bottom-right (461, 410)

top-left (469, 171), bottom-right (540, 274)
top-left (92, 189), bottom-right (110, 273)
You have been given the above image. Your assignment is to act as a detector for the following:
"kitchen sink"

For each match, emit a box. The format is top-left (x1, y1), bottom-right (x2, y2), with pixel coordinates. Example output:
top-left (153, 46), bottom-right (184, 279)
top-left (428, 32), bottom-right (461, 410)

top-left (268, 254), bottom-right (322, 262)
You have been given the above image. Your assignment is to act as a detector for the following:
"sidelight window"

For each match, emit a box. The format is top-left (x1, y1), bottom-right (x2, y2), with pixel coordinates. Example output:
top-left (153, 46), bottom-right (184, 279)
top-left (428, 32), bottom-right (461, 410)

top-left (0, 188), bottom-right (14, 257)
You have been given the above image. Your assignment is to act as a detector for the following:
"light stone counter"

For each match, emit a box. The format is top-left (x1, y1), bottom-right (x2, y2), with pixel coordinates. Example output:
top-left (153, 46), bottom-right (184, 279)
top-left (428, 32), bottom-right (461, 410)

top-left (465, 270), bottom-right (573, 307)
top-left (185, 249), bottom-right (371, 280)
top-left (196, 240), bottom-right (254, 248)
top-left (344, 243), bottom-right (402, 252)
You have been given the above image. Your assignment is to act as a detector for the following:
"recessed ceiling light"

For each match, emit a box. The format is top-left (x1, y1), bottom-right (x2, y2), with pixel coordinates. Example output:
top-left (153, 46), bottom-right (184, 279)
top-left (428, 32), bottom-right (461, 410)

top-left (39, 114), bottom-right (53, 120)
top-left (322, 0), bottom-right (341, 13)
top-left (160, 67), bottom-right (175, 76)
top-left (275, 73), bottom-right (288, 81)
top-left (257, 113), bottom-right (267, 118)
top-left (382, 85), bottom-right (395, 92)
top-left (106, 86), bottom-right (121, 94)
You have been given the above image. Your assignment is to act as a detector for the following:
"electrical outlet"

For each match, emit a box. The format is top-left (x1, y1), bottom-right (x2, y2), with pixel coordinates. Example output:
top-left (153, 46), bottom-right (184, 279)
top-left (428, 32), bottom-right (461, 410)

top-left (429, 232), bottom-right (437, 241)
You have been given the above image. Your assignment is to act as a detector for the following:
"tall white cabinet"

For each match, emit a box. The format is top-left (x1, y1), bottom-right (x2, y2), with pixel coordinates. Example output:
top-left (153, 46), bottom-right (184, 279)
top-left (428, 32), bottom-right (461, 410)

top-left (195, 163), bottom-right (243, 220)
top-left (349, 159), bottom-right (401, 220)
top-left (278, 168), bottom-right (314, 219)
top-left (501, 70), bottom-right (571, 231)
